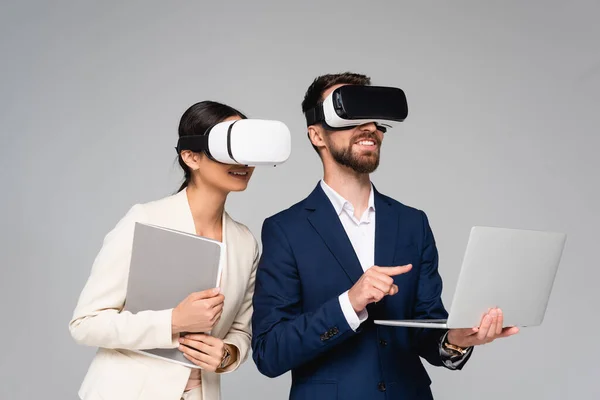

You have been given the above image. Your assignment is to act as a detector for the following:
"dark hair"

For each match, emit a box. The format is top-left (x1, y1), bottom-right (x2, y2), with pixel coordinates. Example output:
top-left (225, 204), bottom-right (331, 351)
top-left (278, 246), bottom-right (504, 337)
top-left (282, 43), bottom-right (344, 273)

top-left (176, 101), bottom-right (247, 192)
top-left (301, 72), bottom-right (371, 153)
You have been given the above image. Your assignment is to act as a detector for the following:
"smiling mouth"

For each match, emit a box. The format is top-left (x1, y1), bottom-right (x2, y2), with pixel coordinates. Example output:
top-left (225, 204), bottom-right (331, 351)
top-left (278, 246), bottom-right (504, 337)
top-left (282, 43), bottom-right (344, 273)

top-left (356, 139), bottom-right (376, 145)
top-left (229, 170), bottom-right (249, 177)
top-left (354, 138), bottom-right (379, 148)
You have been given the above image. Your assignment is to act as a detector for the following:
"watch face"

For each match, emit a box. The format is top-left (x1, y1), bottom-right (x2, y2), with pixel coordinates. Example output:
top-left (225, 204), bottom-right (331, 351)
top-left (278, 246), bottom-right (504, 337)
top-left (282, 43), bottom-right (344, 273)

top-left (220, 349), bottom-right (231, 368)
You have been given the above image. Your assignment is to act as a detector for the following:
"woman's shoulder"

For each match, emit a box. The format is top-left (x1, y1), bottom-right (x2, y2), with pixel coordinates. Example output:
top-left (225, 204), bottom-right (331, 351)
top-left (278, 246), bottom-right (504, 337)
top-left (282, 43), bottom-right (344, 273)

top-left (124, 190), bottom-right (193, 227)
top-left (136, 190), bottom-right (184, 214)
top-left (108, 191), bottom-right (184, 231)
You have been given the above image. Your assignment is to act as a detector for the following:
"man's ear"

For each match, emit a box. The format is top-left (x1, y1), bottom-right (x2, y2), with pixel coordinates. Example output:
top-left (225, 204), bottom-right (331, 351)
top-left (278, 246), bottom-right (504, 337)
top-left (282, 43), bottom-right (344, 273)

top-left (307, 125), bottom-right (326, 150)
top-left (180, 150), bottom-right (203, 171)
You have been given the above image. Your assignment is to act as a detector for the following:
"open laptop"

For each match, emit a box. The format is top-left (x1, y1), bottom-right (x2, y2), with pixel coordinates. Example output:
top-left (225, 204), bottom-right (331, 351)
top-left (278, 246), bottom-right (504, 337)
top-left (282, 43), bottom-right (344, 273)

top-left (374, 226), bottom-right (567, 329)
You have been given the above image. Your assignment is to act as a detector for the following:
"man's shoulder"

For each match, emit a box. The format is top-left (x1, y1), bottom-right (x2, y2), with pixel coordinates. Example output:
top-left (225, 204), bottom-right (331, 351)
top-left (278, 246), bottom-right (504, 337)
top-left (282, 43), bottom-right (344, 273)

top-left (261, 183), bottom-right (323, 230)
top-left (374, 193), bottom-right (438, 253)
top-left (377, 191), bottom-right (425, 217)
top-left (264, 197), bottom-right (309, 225)
top-left (375, 190), bottom-right (435, 235)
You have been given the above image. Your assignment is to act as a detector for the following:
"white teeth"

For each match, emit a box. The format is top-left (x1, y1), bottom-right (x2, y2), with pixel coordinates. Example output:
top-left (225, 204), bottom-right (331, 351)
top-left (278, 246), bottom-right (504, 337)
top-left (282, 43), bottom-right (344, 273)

top-left (358, 140), bottom-right (375, 145)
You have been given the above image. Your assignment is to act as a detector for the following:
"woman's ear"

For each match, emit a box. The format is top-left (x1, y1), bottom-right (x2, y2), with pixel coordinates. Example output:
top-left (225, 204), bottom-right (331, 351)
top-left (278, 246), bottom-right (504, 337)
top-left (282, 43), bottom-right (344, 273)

top-left (180, 150), bottom-right (203, 171)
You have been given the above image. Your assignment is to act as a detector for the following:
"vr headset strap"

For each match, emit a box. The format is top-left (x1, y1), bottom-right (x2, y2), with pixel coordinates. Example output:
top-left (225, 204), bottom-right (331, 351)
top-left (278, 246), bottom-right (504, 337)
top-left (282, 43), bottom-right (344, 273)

top-left (176, 134), bottom-right (209, 154)
top-left (304, 105), bottom-right (324, 126)
top-left (176, 120), bottom-right (240, 164)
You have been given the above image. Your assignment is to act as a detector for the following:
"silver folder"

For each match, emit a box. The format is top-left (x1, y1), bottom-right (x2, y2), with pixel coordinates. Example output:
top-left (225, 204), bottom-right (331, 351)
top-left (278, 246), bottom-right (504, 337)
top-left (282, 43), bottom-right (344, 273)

top-left (123, 222), bottom-right (224, 368)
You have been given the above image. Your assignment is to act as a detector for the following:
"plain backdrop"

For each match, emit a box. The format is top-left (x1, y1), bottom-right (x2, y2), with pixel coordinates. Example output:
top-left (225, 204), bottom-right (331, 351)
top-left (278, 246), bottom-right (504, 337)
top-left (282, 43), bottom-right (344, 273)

top-left (1, 1), bottom-right (599, 399)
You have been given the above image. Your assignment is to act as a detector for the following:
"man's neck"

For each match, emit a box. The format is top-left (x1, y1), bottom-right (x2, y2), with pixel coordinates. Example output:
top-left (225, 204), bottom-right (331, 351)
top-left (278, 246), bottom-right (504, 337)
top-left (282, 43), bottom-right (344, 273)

top-left (323, 165), bottom-right (372, 219)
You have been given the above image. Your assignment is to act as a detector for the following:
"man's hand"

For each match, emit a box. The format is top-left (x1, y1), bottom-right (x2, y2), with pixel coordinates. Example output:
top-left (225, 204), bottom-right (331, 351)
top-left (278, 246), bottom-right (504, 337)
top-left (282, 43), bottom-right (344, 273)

top-left (447, 308), bottom-right (519, 348)
top-left (348, 264), bottom-right (412, 314)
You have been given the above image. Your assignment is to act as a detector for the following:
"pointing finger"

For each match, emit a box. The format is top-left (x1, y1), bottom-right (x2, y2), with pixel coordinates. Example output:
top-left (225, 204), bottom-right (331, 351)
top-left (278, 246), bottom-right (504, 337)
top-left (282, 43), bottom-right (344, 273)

top-left (378, 265), bottom-right (412, 276)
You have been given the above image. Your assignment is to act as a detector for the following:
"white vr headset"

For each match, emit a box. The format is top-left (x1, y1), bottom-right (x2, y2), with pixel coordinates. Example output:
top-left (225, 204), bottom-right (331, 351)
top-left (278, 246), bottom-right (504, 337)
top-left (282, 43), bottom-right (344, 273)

top-left (304, 85), bottom-right (408, 132)
top-left (176, 119), bottom-right (291, 166)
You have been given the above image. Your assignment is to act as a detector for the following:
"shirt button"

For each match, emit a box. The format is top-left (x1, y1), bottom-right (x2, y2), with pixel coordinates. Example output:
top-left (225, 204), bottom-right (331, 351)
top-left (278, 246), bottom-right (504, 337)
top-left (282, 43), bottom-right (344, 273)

top-left (378, 382), bottom-right (386, 392)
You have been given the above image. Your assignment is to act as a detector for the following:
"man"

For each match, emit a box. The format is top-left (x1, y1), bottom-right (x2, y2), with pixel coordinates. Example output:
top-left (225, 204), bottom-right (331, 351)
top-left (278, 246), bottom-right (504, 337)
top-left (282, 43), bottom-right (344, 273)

top-left (251, 72), bottom-right (518, 399)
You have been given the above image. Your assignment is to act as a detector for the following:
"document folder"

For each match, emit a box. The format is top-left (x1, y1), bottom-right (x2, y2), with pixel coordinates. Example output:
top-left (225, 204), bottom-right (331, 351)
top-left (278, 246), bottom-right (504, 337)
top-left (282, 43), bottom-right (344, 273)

top-left (123, 222), bottom-right (224, 368)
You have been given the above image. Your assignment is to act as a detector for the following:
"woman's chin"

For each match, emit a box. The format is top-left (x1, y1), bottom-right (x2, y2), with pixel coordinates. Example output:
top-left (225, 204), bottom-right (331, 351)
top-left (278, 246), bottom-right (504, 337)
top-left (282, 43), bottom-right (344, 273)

top-left (226, 181), bottom-right (250, 192)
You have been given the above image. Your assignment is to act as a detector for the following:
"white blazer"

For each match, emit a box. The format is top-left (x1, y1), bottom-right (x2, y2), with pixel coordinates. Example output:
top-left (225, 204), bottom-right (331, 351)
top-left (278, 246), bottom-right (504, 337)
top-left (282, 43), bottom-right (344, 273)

top-left (69, 188), bottom-right (259, 400)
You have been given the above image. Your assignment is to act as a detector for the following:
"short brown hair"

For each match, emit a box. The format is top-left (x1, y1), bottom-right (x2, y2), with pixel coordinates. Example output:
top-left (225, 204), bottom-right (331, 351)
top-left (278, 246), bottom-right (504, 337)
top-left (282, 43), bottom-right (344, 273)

top-left (301, 72), bottom-right (371, 153)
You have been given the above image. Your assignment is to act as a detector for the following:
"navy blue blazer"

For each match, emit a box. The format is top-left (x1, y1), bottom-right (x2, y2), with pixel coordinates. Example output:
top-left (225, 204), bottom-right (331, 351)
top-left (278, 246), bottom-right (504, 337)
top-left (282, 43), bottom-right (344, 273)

top-left (251, 183), bottom-right (465, 399)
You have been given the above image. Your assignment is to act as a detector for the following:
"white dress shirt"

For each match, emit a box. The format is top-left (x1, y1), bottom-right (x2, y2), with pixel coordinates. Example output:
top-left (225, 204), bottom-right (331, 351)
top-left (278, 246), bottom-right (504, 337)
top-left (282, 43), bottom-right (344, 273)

top-left (320, 179), bottom-right (374, 330)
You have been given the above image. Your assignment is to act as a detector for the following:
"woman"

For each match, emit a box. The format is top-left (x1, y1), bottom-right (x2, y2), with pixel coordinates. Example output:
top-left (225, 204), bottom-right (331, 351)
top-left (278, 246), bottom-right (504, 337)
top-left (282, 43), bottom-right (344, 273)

top-left (69, 101), bottom-right (260, 400)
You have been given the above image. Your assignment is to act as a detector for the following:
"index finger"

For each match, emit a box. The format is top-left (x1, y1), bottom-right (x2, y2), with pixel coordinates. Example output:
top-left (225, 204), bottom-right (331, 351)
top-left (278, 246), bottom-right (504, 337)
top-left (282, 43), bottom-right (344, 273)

top-left (183, 333), bottom-right (208, 341)
top-left (190, 287), bottom-right (221, 300)
top-left (201, 294), bottom-right (225, 307)
top-left (184, 333), bottom-right (220, 346)
top-left (376, 264), bottom-right (412, 276)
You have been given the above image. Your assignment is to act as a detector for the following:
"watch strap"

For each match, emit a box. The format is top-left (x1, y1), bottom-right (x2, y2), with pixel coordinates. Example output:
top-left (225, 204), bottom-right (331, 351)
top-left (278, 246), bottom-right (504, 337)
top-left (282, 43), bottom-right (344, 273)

top-left (443, 341), bottom-right (468, 356)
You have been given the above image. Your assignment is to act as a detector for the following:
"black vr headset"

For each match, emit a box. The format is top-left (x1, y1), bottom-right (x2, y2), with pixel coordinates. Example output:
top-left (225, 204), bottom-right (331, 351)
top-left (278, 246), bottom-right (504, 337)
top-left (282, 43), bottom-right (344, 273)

top-left (176, 119), bottom-right (291, 166)
top-left (304, 85), bottom-right (408, 132)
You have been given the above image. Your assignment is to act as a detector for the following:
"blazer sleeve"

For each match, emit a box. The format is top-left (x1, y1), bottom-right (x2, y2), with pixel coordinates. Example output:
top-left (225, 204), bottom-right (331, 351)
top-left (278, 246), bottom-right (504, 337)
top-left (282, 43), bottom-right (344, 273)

top-left (412, 210), bottom-right (452, 367)
top-left (220, 237), bottom-right (259, 373)
top-left (68, 204), bottom-right (179, 350)
top-left (251, 217), bottom-right (358, 378)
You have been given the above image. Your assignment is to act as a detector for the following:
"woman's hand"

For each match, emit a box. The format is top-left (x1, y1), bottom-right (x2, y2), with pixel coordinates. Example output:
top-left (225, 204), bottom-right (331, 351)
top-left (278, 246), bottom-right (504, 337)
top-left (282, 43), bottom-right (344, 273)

top-left (171, 288), bottom-right (224, 334)
top-left (178, 334), bottom-right (237, 372)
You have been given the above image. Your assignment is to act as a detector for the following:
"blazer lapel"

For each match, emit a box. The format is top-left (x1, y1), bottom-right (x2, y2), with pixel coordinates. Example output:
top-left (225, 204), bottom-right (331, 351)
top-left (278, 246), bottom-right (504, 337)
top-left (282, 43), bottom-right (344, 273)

top-left (171, 188), bottom-right (198, 234)
top-left (211, 211), bottom-right (232, 339)
top-left (306, 184), bottom-right (364, 285)
top-left (374, 188), bottom-right (398, 268)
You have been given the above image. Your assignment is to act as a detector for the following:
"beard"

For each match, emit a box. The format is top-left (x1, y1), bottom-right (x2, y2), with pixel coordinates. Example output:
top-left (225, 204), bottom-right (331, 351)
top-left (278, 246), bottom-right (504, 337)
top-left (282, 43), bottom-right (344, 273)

top-left (326, 132), bottom-right (381, 174)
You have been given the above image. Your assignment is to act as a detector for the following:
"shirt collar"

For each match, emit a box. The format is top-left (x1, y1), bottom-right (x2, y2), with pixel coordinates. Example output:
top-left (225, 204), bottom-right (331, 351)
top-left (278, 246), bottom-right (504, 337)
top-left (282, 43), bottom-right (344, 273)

top-left (320, 179), bottom-right (376, 217)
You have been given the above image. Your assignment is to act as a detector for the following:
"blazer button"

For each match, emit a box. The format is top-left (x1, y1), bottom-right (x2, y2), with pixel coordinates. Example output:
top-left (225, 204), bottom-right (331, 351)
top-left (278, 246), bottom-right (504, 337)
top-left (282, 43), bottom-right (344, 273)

top-left (378, 382), bottom-right (386, 392)
top-left (379, 339), bottom-right (387, 346)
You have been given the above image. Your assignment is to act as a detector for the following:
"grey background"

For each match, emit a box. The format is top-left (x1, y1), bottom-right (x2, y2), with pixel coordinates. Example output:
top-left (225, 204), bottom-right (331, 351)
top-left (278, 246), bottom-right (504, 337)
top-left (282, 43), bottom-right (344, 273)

top-left (1, 1), bottom-right (598, 399)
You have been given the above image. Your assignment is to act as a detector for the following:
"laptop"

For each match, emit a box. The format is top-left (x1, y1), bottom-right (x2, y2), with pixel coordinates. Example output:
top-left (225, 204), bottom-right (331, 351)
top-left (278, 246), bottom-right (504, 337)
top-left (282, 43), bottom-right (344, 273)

top-left (374, 226), bottom-right (567, 329)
